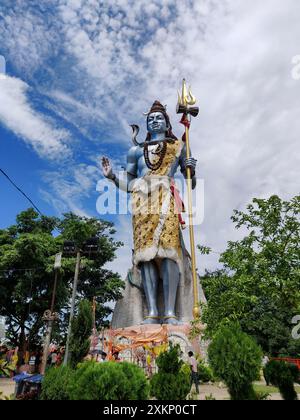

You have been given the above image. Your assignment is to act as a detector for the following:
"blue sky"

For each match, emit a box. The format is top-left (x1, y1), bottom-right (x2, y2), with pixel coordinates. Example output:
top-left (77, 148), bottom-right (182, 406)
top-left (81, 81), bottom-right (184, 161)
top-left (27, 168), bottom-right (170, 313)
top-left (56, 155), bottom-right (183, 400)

top-left (0, 0), bottom-right (300, 276)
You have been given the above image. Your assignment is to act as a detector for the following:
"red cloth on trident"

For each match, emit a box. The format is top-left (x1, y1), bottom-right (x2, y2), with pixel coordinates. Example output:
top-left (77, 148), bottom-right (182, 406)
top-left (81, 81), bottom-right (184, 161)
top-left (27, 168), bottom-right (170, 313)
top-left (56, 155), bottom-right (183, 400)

top-left (170, 179), bottom-right (186, 228)
top-left (180, 114), bottom-right (190, 143)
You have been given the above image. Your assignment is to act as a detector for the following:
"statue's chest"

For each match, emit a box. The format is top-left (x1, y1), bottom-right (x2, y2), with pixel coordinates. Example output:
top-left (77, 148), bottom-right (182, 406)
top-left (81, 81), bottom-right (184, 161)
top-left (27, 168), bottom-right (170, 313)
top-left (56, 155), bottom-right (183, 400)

top-left (137, 140), bottom-right (182, 177)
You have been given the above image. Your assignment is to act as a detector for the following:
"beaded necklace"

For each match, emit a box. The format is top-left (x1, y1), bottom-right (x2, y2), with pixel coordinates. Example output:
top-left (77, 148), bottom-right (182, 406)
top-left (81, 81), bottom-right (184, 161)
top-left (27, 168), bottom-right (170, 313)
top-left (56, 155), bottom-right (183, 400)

top-left (143, 141), bottom-right (167, 171)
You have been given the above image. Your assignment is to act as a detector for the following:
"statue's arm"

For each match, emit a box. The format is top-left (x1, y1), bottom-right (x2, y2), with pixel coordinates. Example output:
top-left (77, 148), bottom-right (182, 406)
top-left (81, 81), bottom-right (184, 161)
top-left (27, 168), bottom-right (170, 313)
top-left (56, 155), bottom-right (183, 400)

top-left (118, 147), bottom-right (138, 192)
top-left (179, 143), bottom-right (197, 189)
top-left (102, 147), bottom-right (138, 192)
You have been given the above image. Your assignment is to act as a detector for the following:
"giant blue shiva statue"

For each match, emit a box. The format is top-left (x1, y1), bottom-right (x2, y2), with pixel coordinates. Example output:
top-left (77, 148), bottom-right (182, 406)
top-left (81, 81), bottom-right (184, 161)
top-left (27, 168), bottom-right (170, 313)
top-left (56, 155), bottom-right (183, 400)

top-left (102, 101), bottom-right (197, 325)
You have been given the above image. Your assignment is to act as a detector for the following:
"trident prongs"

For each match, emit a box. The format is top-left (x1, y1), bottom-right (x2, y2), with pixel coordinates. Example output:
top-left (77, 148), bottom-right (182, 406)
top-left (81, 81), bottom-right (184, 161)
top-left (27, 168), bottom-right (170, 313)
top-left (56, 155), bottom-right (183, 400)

top-left (176, 79), bottom-right (199, 117)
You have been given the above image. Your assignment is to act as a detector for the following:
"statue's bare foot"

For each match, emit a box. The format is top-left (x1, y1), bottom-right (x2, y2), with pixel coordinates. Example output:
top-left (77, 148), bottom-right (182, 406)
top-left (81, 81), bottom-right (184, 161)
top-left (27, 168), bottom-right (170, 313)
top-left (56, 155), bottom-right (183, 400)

top-left (163, 316), bottom-right (181, 325)
top-left (142, 317), bottom-right (161, 325)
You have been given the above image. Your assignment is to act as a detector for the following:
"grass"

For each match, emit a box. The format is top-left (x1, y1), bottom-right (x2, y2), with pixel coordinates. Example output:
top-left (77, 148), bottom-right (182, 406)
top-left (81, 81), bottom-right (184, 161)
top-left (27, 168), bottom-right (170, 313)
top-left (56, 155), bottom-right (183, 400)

top-left (254, 384), bottom-right (300, 394)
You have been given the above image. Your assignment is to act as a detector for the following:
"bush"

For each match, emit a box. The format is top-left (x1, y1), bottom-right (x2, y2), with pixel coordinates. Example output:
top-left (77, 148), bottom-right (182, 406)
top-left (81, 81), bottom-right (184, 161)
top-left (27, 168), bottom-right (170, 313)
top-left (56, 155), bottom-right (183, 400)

top-left (197, 360), bottom-right (214, 383)
top-left (180, 362), bottom-right (191, 377)
top-left (120, 362), bottom-right (150, 399)
top-left (68, 361), bottom-right (149, 400)
top-left (40, 366), bottom-right (73, 400)
top-left (150, 344), bottom-right (191, 400)
top-left (264, 360), bottom-right (298, 401)
top-left (151, 372), bottom-right (191, 400)
top-left (255, 391), bottom-right (270, 401)
top-left (208, 322), bottom-right (262, 400)
top-left (155, 344), bottom-right (184, 374)
top-left (289, 363), bottom-right (300, 384)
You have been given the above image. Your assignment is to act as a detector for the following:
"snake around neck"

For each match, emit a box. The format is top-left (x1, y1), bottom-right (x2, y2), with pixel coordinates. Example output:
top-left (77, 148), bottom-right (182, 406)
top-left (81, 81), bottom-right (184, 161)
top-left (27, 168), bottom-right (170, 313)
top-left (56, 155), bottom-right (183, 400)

top-left (143, 141), bottom-right (168, 171)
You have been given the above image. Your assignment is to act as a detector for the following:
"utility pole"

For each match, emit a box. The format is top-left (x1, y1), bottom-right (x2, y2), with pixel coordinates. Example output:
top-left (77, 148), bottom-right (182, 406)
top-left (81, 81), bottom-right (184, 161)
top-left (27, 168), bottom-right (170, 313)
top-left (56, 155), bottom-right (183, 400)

top-left (62, 237), bottom-right (99, 366)
top-left (63, 250), bottom-right (81, 366)
top-left (41, 253), bottom-right (62, 375)
top-left (92, 296), bottom-right (97, 353)
top-left (102, 328), bottom-right (105, 353)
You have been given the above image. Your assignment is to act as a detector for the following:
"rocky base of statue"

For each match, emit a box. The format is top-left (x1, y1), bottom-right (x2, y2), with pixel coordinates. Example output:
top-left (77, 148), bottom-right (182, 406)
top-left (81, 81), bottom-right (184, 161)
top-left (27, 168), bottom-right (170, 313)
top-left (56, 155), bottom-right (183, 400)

top-left (112, 249), bottom-right (207, 329)
top-left (112, 323), bottom-right (209, 362)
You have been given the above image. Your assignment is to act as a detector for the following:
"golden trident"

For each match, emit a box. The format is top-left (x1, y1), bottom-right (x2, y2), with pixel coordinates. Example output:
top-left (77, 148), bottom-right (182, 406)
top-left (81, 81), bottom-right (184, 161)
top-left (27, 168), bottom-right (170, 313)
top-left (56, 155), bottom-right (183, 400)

top-left (177, 79), bottom-right (200, 319)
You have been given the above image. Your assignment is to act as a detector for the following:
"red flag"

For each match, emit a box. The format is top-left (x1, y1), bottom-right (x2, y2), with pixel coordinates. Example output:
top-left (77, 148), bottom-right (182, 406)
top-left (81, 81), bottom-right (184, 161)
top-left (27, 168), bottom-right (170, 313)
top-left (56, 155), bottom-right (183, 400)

top-left (180, 114), bottom-right (190, 142)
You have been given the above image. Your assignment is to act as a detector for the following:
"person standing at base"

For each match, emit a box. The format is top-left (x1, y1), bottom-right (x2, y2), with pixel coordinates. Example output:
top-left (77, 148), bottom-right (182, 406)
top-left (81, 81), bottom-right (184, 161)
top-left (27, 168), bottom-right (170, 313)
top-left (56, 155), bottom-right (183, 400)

top-left (188, 351), bottom-right (199, 394)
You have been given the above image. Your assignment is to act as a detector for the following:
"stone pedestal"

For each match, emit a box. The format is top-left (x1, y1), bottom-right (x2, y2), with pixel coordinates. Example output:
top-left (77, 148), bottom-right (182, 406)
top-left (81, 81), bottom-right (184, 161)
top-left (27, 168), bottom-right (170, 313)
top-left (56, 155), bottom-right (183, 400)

top-left (113, 324), bottom-right (190, 360)
top-left (111, 249), bottom-right (208, 359)
top-left (112, 251), bottom-right (207, 329)
top-left (111, 323), bottom-right (207, 361)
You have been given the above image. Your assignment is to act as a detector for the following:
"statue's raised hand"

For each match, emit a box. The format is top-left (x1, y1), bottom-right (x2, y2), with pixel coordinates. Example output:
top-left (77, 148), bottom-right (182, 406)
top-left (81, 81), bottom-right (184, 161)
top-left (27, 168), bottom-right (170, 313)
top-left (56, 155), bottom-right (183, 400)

top-left (101, 157), bottom-right (115, 180)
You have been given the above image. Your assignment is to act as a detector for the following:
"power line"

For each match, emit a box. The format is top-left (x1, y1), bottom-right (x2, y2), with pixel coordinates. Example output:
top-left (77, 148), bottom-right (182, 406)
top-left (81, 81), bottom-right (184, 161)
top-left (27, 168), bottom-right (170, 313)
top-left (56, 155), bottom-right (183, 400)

top-left (0, 167), bottom-right (61, 235)
top-left (0, 167), bottom-right (43, 215)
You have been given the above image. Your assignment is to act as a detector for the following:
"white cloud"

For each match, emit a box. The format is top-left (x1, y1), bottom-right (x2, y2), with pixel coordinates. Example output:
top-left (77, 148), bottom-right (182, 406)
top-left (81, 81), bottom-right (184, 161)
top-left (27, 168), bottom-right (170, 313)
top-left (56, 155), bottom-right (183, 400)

top-left (56, 0), bottom-right (300, 272)
top-left (1, 0), bottom-right (300, 274)
top-left (106, 215), bottom-right (133, 280)
top-left (0, 1), bottom-right (61, 74)
top-left (43, 89), bottom-right (119, 144)
top-left (41, 163), bottom-right (100, 216)
top-left (0, 76), bottom-right (71, 160)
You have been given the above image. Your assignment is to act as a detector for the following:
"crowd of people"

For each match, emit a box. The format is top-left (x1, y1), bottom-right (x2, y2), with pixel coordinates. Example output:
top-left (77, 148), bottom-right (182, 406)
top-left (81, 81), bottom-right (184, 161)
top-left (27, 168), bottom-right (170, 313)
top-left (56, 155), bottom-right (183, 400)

top-left (1, 342), bottom-right (201, 394)
top-left (0, 344), bottom-right (65, 377)
top-left (86, 350), bottom-right (120, 363)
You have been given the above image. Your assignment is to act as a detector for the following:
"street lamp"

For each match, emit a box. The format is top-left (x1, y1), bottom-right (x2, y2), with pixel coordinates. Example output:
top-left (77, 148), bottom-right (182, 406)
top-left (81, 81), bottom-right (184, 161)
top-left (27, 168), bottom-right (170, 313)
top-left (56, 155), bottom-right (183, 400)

top-left (63, 238), bottom-right (100, 366)
top-left (84, 237), bottom-right (99, 258)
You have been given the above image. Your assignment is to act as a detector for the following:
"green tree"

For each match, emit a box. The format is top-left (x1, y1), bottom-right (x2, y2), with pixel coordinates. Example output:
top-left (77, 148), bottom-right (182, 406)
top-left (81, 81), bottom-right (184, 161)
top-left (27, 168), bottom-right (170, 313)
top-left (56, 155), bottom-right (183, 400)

top-left (0, 209), bottom-right (124, 354)
top-left (208, 322), bottom-right (262, 400)
top-left (201, 195), bottom-right (300, 355)
top-left (0, 209), bottom-right (63, 353)
top-left (69, 299), bottom-right (93, 368)
top-left (58, 213), bottom-right (124, 331)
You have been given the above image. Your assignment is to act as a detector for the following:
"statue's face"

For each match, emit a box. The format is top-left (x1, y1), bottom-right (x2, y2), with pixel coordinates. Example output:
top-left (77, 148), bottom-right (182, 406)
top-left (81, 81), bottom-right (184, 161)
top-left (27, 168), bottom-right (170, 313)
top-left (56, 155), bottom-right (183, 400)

top-left (147, 112), bottom-right (167, 134)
